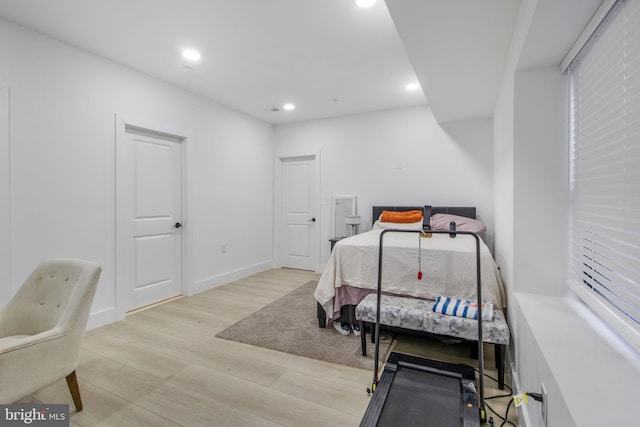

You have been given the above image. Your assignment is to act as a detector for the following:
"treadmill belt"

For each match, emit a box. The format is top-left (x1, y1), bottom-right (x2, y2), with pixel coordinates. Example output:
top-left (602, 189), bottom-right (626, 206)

top-left (359, 353), bottom-right (479, 427)
top-left (377, 365), bottom-right (461, 427)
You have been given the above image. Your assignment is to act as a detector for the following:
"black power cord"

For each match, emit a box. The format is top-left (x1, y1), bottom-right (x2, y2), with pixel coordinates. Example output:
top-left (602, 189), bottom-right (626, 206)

top-left (526, 392), bottom-right (544, 402)
top-left (474, 368), bottom-right (516, 426)
top-left (499, 398), bottom-right (515, 427)
top-left (475, 368), bottom-right (543, 426)
top-left (496, 392), bottom-right (544, 426)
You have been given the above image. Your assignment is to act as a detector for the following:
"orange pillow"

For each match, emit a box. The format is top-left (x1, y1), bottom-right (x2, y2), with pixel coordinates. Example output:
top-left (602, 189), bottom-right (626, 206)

top-left (380, 210), bottom-right (423, 224)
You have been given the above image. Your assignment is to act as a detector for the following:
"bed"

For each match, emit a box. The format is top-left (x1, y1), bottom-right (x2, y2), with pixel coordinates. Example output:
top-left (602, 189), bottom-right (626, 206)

top-left (314, 205), bottom-right (506, 326)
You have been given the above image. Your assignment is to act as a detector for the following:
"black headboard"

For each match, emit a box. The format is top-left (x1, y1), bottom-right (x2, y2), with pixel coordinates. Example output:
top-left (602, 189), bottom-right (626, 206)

top-left (372, 205), bottom-right (476, 227)
top-left (431, 206), bottom-right (476, 219)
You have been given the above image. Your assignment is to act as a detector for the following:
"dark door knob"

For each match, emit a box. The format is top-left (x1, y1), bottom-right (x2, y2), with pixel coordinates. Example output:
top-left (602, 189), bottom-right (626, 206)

top-left (175, 222), bottom-right (183, 228)
top-left (307, 217), bottom-right (316, 222)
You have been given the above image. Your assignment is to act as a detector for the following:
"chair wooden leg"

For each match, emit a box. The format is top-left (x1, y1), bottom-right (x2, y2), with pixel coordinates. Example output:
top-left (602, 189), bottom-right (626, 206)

top-left (65, 370), bottom-right (83, 412)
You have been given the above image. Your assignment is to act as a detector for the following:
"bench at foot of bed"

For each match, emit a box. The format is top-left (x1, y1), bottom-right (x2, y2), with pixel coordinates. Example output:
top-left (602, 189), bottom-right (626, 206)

top-left (355, 293), bottom-right (510, 389)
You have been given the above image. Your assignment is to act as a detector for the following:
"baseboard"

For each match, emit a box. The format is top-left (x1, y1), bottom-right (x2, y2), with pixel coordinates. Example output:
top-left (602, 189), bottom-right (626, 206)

top-left (510, 360), bottom-right (533, 427)
top-left (192, 260), bottom-right (273, 294)
top-left (85, 262), bottom-right (273, 331)
top-left (87, 306), bottom-right (124, 331)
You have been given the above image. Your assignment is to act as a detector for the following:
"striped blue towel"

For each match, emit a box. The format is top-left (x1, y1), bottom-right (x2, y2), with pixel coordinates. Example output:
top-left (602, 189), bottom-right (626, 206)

top-left (432, 296), bottom-right (494, 321)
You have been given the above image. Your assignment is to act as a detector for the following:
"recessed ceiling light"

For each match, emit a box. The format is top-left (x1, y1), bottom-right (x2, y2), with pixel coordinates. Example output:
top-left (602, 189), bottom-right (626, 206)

top-left (356, 0), bottom-right (376, 7)
top-left (405, 83), bottom-right (420, 91)
top-left (182, 49), bottom-right (201, 61)
top-left (283, 103), bottom-right (296, 111)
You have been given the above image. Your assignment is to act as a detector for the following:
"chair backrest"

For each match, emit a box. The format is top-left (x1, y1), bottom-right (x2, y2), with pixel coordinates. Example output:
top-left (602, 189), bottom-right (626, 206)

top-left (0, 259), bottom-right (101, 337)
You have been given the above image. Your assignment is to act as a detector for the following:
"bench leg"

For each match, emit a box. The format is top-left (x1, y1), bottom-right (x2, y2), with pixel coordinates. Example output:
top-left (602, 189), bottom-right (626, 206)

top-left (470, 343), bottom-right (478, 360)
top-left (470, 342), bottom-right (506, 390)
top-left (360, 321), bottom-right (367, 356)
top-left (496, 344), bottom-right (505, 390)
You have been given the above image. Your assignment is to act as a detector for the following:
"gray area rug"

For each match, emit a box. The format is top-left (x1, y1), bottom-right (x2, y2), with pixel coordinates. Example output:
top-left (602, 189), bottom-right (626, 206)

top-left (216, 280), bottom-right (393, 370)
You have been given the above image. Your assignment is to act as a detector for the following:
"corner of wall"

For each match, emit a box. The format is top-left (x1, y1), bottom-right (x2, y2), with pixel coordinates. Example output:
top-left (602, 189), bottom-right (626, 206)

top-left (0, 86), bottom-right (11, 306)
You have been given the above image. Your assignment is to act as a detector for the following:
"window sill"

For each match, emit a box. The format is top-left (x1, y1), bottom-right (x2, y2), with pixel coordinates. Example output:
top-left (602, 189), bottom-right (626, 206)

top-left (514, 291), bottom-right (640, 426)
top-left (566, 279), bottom-right (640, 355)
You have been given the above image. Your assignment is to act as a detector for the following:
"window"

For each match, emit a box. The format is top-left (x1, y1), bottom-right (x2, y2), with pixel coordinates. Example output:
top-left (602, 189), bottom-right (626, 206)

top-left (568, 0), bottom-right (640, 352)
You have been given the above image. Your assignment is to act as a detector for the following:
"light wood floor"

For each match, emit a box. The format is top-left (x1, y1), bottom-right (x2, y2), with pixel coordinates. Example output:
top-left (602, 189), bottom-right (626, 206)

top-left (20, 268), bottom-right (518, 426)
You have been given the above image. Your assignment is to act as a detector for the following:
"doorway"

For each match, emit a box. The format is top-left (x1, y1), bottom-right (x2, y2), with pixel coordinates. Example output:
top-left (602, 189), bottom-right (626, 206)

top-left (279, 155), bottom-right (318, 271)
top-left (116, 121), bottom-right (184, 312)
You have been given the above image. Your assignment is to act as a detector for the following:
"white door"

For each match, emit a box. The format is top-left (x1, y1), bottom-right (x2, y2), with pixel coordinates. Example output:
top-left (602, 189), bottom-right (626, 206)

top-left (123, 127), bottom-right (183, 311)
top-left (281, 157), bottom-right (317, 270)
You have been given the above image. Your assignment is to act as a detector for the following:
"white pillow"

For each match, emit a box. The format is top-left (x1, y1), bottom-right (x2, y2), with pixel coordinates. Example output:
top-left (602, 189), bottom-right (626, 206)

top-left (373, 220), bottom-right (424, 230)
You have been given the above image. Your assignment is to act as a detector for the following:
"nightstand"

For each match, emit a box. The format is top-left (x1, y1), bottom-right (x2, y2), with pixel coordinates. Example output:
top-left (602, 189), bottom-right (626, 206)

top-left (329, 236), bottom-right (346, 251)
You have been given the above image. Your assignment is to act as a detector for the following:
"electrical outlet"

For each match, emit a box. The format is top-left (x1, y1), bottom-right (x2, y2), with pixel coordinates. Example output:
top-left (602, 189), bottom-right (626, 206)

top-left (541, 382), bottom-right (548, 426)
top-left (221, 243), bottom-right (227, 253)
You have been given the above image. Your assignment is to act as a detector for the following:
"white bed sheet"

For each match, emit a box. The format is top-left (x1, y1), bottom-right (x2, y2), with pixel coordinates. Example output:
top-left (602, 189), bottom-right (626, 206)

top-left (314, 229), bottom-right (505, 321)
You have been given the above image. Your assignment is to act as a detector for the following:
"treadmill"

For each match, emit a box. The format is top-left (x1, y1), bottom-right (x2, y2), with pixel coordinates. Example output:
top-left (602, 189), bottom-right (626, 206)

top-left (359, 226), bottom-right (486, 426)
top-left (361, 352), bottom-right (479, 426)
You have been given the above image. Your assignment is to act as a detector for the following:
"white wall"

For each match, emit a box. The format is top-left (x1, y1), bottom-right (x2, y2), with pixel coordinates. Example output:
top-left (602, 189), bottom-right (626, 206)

top-left (494, 2), bottom-right (640, 425)
top-left (274, 105), bottom-right (495, 267)
top-left (511, 65), bottom-right (575, 427)
top-left (513, 67), bottom-right (569, 296)
top-left (0, 87), bottom-right (9, 294)
top-left (0, 18), bottom-right (274, 326)
top-left (493, 66), bottom-right (515, 311)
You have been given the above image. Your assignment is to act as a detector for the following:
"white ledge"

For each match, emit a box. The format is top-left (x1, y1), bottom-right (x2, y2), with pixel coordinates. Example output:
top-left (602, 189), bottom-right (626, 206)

top-left (515, 291), bottom-right (640, 426)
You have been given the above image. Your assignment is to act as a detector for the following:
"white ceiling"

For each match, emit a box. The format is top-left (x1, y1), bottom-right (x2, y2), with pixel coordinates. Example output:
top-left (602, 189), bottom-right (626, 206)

top-left (0, 0), bottom-right (427, 124)
top-left (386, 0), bottom-right (521, 123)
top-left (0, 0), bottom-right (604, 125)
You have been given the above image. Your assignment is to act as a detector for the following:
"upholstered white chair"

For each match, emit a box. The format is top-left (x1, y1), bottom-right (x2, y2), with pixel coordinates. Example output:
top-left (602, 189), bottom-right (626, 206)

top-left (0, 259), bottom-right (101, 410)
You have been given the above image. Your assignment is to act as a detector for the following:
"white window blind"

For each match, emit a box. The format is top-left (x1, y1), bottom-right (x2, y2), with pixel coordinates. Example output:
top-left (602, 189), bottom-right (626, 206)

top-left (569, 0), bottom-right (640, 351)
